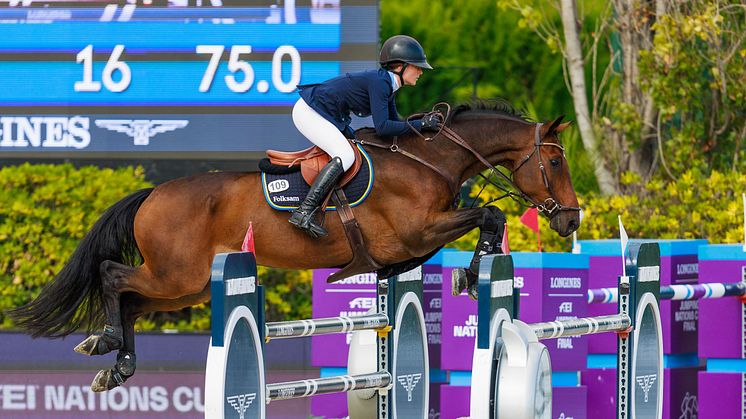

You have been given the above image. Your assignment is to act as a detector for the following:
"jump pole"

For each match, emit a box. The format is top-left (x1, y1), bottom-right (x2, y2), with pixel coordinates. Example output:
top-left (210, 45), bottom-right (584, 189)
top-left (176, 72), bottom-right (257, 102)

top-left (204, 251), bottom-right (429, 419)
top-left (470, 242), bottom-right (664, 419)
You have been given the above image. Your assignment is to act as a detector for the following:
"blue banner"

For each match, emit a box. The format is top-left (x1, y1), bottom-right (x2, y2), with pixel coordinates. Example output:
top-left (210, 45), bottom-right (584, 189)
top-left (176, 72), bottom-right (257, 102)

top-left (0, 61), bottom-right (339, 106)
top-left (0, 22), bottom-right (340, 53)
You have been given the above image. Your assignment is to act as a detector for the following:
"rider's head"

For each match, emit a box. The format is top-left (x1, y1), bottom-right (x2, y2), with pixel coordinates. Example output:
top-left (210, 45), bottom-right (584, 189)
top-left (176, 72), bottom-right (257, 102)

top-left (379, 35), bottom-right (432, 87)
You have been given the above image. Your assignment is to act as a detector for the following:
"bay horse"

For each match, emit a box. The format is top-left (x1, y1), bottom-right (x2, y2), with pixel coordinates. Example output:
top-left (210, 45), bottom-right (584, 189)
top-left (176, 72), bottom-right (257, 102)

top-left (8, 101), bottom-right (581, 392)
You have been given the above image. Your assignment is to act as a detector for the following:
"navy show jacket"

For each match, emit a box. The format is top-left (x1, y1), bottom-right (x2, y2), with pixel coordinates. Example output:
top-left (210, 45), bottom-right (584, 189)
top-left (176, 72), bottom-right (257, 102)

top-left (298, 68), bottom-right (422, 137)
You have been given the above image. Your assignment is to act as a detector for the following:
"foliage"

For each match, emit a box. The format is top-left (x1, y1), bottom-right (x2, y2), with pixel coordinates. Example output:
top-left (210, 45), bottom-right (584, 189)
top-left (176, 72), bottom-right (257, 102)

top-left (0, 163), bottom-right (152, 329)
top-left (454, 167), bottom-right (746, 252)
top-left (638, 1), bottom-right (746, 176)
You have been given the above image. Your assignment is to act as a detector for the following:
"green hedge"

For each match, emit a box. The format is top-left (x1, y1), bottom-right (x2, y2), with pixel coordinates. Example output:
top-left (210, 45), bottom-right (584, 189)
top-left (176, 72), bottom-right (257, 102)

top-left (0, 163), bottom-right (152, 329)
top-left (0, 163), bottom-right (312, 332)
top-left (3, 164), bottom-right (743, 332)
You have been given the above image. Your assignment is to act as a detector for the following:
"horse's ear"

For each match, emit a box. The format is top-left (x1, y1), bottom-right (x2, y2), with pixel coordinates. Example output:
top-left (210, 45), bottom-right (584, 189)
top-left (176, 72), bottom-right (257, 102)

top-left (543, 116), bottom-right (571, 136)
top-left (555, 121), bottom-right (572, 133)
top-left (546, 115), bottom-right (565, 133)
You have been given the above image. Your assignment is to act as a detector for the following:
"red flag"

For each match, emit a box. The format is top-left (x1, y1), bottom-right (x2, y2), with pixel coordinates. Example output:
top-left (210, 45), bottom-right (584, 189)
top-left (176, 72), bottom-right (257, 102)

top-left (241, 221), bottom-right (255, 254)
top-left (501, 223), bottom-right (510, 255)
top-left (520, 208), bottom-right (542, 252)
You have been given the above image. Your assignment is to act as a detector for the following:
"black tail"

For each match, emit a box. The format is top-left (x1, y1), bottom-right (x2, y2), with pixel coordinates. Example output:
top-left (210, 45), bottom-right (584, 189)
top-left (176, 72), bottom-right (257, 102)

top-left (7, 188), bottom-right (155, 338)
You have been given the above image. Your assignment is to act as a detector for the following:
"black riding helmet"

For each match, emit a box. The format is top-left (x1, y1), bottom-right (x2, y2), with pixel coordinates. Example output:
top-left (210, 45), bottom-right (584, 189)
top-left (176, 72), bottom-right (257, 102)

top-left (379, 35), bottom-right (433, 70)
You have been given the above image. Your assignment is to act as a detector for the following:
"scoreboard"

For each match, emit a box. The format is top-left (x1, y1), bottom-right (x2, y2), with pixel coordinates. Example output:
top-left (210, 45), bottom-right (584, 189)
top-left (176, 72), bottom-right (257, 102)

top-left (0, 1), bottom-right (379, 158)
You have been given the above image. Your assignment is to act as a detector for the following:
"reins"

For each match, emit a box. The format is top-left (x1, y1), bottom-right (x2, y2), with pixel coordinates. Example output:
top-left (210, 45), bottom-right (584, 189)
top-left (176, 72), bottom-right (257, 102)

top-left (354, 103), bottom-right (581, 217)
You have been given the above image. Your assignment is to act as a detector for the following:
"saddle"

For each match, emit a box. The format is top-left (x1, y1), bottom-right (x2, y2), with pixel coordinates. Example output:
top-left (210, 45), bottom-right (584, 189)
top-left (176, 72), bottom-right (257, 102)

top-left (265, 140), bottom-right (382, 283)
top-left (266, 140), bottom-right (364, 188)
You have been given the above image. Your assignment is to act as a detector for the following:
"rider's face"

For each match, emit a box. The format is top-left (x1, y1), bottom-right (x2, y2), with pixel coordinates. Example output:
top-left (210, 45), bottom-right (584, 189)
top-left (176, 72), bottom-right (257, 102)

top-left (402, 65), bottom-right (423, 86)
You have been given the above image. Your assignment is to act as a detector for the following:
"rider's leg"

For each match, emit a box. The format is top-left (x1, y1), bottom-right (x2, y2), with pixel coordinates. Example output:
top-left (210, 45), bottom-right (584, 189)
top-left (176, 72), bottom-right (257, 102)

top-left (289, 98), bottom-right (353, 238)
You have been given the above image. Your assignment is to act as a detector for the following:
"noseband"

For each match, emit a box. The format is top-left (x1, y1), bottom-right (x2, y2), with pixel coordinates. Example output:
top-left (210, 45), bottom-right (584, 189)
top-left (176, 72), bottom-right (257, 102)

top-left (507, 123), bottom-right (582, 217)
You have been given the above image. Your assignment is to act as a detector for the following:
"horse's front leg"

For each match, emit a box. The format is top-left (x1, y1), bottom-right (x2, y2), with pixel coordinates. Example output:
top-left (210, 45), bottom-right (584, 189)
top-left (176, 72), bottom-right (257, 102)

top-left (419, 206), bottom-right (506, 299)
top-left (456, 206), bottom-right (506, 299)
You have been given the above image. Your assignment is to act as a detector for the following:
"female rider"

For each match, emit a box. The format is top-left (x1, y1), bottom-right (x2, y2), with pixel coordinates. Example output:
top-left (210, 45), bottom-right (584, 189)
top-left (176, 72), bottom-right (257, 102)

top-left (289, 35), bottom-right (442, 238)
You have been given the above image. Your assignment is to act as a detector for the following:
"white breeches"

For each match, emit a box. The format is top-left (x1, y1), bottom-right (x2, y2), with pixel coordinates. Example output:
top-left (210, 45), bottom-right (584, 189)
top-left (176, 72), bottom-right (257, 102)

top-left (292, 98), bottom-right (355, 171)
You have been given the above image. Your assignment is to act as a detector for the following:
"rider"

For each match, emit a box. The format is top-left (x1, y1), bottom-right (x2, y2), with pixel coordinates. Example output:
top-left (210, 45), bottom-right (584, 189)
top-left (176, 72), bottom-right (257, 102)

top-left (289, 34), bottom-right (442, 238)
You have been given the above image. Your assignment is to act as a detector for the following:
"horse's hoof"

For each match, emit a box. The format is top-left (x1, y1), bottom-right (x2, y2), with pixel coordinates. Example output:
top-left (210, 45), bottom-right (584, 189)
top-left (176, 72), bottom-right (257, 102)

top-left (74, 335), bottom-right (103, 356)
top-left (90, 369), bottom-right (118, 392)
top-left (452, 268), bottom-right (467, 296)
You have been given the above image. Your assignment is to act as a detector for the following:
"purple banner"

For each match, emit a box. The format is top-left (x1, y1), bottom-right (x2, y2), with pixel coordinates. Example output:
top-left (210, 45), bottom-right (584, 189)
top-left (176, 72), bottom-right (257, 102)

top-left (586, 255), bottom-right (620, 354)
top-left (423, 264), bottom-right (443, 370)
top-left (311, 270), bottom-right (378, 367)
top-left (698, 258), bottom-right (746, 358)
top-left (517, 265), bottom-right (589, 371)
top-left (698, 371), bottom-right (743, 419)
top-left (585, 251), bottom-right (702, 354)
top-left (583, 366), bottom-right (700, 419)
top-left (439, 385), bottom-right (470, 419)
top-left (440, 264), bottom-right (477, 371)
top-left (553, 386), bottom-right (588, 419)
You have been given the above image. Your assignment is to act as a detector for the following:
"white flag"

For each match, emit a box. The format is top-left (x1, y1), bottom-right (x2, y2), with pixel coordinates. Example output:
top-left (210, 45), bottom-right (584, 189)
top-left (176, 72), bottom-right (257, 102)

top-left (619, 215), bottom-right (628, 277)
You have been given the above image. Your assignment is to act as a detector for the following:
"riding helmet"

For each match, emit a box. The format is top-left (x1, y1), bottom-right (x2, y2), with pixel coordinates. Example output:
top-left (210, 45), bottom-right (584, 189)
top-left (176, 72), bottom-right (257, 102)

top-left (379, 35), bottom-right (433, 70)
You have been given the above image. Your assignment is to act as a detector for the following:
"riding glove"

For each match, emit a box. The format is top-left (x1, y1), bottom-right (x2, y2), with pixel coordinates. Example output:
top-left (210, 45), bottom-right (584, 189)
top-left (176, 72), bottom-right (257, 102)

top-left (421, 113), bottom-right (443, 131)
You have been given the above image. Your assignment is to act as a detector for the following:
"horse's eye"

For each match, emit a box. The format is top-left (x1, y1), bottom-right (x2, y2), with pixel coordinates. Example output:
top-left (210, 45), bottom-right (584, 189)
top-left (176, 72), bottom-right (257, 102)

top-left (550, 159), bottom-right (561, 167)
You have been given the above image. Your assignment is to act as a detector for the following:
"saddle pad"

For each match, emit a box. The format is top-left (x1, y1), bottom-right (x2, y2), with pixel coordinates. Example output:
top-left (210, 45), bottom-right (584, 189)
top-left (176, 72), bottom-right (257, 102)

top-left (261, 144), bottom-right (374, 211)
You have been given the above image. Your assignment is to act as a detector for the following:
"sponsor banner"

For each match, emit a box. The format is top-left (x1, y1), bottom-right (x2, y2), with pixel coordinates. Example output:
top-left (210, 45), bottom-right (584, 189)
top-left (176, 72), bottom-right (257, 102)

top-left (516, 264), bottom-right (589, 372)
top-left (311, 269), bottom-right (377, 367)
top-left (697, 250), bottom-right (746, 359)
top-left (0, 371), bottom-right (204, 418)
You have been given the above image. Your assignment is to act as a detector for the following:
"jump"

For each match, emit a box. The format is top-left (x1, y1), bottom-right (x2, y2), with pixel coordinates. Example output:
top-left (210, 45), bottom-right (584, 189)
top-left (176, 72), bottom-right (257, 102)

top-left (7, 36), bottom-right (581, 392)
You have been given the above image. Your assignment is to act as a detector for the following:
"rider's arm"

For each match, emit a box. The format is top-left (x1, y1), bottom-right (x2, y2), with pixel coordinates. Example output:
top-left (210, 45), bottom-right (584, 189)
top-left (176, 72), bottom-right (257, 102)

top-left (369, 80), bottom-right (422, 137)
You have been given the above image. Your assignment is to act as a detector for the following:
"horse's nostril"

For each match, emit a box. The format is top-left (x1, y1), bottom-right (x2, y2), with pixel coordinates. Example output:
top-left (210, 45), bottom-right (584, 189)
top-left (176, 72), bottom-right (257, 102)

top-left (568, 219), bottom-right (578, 231)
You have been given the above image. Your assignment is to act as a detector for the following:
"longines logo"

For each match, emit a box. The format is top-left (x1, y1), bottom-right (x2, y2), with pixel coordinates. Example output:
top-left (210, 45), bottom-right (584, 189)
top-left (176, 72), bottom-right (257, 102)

top-left (635, 374), bottom-right (657, 402)
top-left (397, 373), bottom-right (422, 402)
top-left (95, 119), bottom-right (189, 145)
top-left (0, 116), bottom-right (189, 149)
top-left (226, 393), bottom-right (256, 419)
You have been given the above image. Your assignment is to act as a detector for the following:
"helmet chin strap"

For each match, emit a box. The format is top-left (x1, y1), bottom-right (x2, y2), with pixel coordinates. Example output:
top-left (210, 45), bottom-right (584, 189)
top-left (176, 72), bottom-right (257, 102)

top-left (392, 62), bottom-right (408, 87)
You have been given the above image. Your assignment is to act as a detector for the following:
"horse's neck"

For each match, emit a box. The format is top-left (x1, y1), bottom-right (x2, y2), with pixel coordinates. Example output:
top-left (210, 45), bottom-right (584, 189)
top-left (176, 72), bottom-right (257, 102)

top-left (360, 117), bottom-right (527, 190)
top-left (433, 117), bottom-right (528, 184)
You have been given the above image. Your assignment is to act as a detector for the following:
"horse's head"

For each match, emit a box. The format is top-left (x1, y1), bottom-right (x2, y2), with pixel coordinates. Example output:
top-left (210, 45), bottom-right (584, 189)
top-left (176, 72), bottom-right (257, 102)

top-left (510, 116), bottom-right (581, 237)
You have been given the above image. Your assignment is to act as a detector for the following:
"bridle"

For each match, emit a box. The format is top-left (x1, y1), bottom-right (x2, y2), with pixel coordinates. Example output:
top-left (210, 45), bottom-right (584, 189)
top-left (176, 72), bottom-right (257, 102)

top-left (355, 103), bottom-right (581, 218)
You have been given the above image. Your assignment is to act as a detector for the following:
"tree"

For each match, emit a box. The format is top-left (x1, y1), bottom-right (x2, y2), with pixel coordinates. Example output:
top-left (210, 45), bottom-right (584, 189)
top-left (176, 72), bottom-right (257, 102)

top-left (500, 0), bottom-right (745, 192)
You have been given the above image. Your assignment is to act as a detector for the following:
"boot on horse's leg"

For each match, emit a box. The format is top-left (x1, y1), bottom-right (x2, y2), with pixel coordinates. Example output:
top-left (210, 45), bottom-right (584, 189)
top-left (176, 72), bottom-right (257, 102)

top-left (289, 156), bottom-right (344, 238)
top-left (91, 350), bottom-right (136, 392)
top-left (452, 207), bottom-right (506, 300)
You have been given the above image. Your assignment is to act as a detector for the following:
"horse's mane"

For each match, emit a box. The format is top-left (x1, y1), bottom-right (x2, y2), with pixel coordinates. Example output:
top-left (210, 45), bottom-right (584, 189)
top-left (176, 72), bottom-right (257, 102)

top-left (449, 98), bottom-right (533, 124)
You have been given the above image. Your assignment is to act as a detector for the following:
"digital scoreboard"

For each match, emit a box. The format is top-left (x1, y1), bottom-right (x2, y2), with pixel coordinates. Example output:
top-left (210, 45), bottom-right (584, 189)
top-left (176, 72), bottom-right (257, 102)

top-left (0, 1), bottom-right (379, 158)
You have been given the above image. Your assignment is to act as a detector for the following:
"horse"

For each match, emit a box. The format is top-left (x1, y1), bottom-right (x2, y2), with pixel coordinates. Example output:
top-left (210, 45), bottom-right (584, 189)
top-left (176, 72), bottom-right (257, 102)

top-left (8, 100), bottom-right (581, 392)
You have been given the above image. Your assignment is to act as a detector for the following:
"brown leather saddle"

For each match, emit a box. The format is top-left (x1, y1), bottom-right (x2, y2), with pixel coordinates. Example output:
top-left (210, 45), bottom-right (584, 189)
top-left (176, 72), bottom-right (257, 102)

top-left (264, 141), bottom-right (382, 283)
top-left (266, 140), bottom-right (364, 188)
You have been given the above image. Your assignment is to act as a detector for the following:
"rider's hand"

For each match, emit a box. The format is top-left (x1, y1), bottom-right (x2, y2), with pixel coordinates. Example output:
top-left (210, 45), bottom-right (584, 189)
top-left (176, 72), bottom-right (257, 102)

top-left (420, 113), bottom-right (443, 131)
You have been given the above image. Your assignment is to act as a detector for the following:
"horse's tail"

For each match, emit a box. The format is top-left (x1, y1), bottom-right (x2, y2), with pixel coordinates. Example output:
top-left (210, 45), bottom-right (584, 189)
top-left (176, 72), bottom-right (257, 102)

top-left (7, 188), bottom-right (155, 338)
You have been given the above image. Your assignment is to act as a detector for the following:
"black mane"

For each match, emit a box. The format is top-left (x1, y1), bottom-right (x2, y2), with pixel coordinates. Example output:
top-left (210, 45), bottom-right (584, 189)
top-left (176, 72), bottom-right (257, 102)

top-left (450, 98), bottom-right (532, 123)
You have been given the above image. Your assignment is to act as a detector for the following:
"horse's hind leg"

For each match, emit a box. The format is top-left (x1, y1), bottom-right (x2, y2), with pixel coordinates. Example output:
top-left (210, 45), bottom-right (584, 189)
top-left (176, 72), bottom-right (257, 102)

top-left (90, 292), bottom-right (142, 392)
top-left (90, 282), bottom-right (212, 392)
top-left (74, 260), bottom-right (136, 356)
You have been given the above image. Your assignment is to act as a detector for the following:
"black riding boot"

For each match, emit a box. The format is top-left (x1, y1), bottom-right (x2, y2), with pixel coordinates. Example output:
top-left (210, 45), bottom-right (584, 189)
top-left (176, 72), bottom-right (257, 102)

top-left (289, 157), bottom-right (344, 238)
